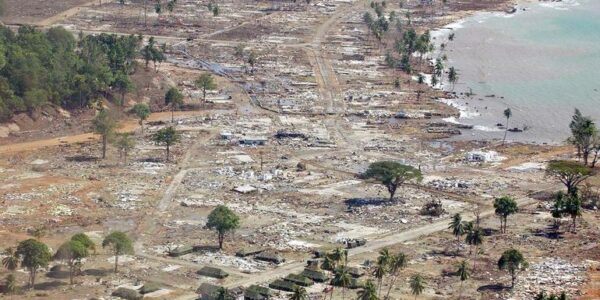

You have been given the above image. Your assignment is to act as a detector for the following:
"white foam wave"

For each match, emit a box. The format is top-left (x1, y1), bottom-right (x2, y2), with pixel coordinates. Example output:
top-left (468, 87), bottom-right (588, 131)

top-left (473, 125), bottom-right (503, 132)
top-left (539, 0), bottom-right (580, 10)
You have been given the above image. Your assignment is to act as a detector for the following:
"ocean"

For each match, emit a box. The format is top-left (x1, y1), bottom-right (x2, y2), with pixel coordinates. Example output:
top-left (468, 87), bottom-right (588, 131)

top-left (435, 0), bottom-right (600, 144)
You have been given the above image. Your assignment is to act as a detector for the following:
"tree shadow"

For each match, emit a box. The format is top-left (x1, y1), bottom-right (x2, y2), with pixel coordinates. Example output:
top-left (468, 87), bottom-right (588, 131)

top-left (344, 197), bottom-right (396, 209)
top-left (83, 268), bottom-right (111, 277)
top-left (65, 155), bottom-right (99, 162)
top-left (531, 226), bottom-right (564, 240)
top-left (33, 280), bottom-right (67, 290)
top-left (193, 245), bottom-right (221, 252)
top-left (477, 284), bottom-right (511, 292)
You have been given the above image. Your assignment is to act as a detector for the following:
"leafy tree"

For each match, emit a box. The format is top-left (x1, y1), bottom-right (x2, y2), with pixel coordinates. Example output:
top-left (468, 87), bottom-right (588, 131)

top-left (497, 248), bottom-right (528, 288)
top-left (214, 287), bottom-right (234, 300)
top-left (131, 103), bottom-right (151, 133)
top-left (93, 109), bottom-right (118, 159)
top-left (503, 108), bottom-right (512, 145)
top-left (195, 73), bottom-right (217, 105)
top-left (464, 223), bottom-right (483, 269)
top-left (165, 87), bottom-right (184, 122)
top-left (113, 133), bottom-right (136, 163)
top-left (4, 274), bottom-right (16, 295)
top-left (535, 291), bottom-right (568, 300)
top-left (409, 274), bottom-right (426, 300)
top-left (247, 51), bottom-right (257, 73)
top-left (206, 205), bottom-right (240, 250)
top-left (16, 239), bottom-right (52, 289)
top-left (569, 109), bottom-right (597, 166)
top-left (70, 233), bottom-right (96, 273)
top-left (362, 161), bottom-right (423, 201)
top-left (54, 240), bottom-right (89, 284)
top-left (448, 66), bottom-right (458, 91)
top-left (102, 231), bottom-right (134, 273)
top-left (289, 285), bottom-right (309, 300)
top-left (494, 196), bottom-right (518, 233)
top-left (356, 279), bottom-right (378, 300)
top-left (2, 247), bottom-right (19, 271)
top-left (546, 160), bottom-right (593, 196)
top-left (456, 260), bottom-right (470, 299)
top-left (152, 126), bottom-right (180, 162)
top-left (372, 260), bottom-right (386, 298)
top-left (552, 192), bottom-right (582, 232)
top-left (113, 71), bottom-right (133, 106)
top-left (448, 213), bottom-right (465, 255)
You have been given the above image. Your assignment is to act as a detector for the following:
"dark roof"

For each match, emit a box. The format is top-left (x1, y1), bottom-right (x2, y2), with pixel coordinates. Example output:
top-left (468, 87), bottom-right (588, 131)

top-left (197, 266), bottom-right (229, 279)
top-left (197, 283), bottom-right (242, 300)
top-left (284, 274), bottom-right (313, 287)
top-left (255, 252), bottom-right (285, 264)
top-left (236, 247), bottom-right (267, 257)
top-left (244, 285), bottom-right (270, 300)
top-left (301, 268), bottom-right (329, 282)
top-left (168, 245), bottom-right (194, 257)
top-left (268, 279), bottom-right (297, 292)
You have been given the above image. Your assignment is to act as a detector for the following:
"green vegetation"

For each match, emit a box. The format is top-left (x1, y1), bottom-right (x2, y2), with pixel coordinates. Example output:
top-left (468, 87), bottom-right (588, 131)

top-left (113, 133), bottom-right (136, 163)
top-left (362, 161), bottom-right (422, 201)
top-left (568, 109), bottom-right (599, 167)
top-left (206, 205), bottom-right (240, 250)
top-left (16, 239), bottom-right (52, 288)
top-left (93, 109), bottom-right (119, 159)
top-left (497, 248), bottom-right (528, 288)
top-left (552, 192), bottom-right (582, 232)
top-left (195, 73), bottom-right (217, 105)
top-left (131, 103), bottom-right (151, 133)
top-left (456, 260), bottom-right (470, 299)
top-left (102, 231), bottom-right (134, 273)
top-left (288, 285), bottom-right (309, 300)
top-left (152, 126), bottom-right (180, 162)
top-left (409, 274), bottom-right (426, 300)
top-left (546, 160), bottom-right (593, 196)
top-left (165, 87), bottom-right (184, 122)
top-left (448, 213), bottom-right (465, 255)
top-left (493, 196), bottom-right (518, 233)
top-left (54, 240), bottom-right (90, 284)
top-left (503, 108), bottom-right (512, 144)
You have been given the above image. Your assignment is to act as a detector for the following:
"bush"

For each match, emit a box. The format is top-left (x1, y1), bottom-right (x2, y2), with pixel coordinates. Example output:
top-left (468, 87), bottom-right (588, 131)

top-left (420, 200), bottom-right (445, 216)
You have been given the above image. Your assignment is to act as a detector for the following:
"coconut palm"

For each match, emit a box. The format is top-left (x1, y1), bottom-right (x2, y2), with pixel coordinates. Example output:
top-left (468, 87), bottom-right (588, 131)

top-left (409, 274), bottom-right (426, 300)
top-left (498, 248), bottom-right (528, 288)
top-left (384, 252), bottom-right (407, 299)
top-left (333, 265), bottom-right (352, 300)
top-left (357, 279), bottom-right (379, 300)
top-left (456, 260), bottom-right (470, 299)
top-left (2, 247), bottom-right (19, 271)
top-left (448, 67), bottom-right (458, 91)
top-left (503, 108), bottom-right (512, 145)
top-left (465, 225), bottom-right (484, 270)
top-left (372, 261), bottom-right (387, 297)
top-left (289, 285), bottom-right (309, 300)
top-left (448, 213), bottom-right (465, 255)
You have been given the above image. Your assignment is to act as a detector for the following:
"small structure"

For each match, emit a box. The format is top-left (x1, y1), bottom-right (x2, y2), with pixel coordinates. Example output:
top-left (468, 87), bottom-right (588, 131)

top-left (345, 238), bottom-right (367, 249)
top-left (168, 245), bottom-right (194, 257)
top-left (465, 150), bottom-right (501, 162)
top-left (197, 267), bottom-right (229, 279)
top-left (255, 252), bottom-right (285, 264)
top-left (197, 283), bottom-right (243, 300)
top-left (233, 185), bottom-right (257, 194)
top-left (284, 274), bottom-right (313, 287)
top-left (220, 131), bottom-right (233, 140)
top-left (347, 267), bottom-right (365, 278)
top-left (301, 268), bottom-right (329, 283)
top-left (268, 279), bottom-right (297, 292)
top-left (244, 285), bottom-right (271, 300)
top-left (239, 136), bottom-right (268, 146)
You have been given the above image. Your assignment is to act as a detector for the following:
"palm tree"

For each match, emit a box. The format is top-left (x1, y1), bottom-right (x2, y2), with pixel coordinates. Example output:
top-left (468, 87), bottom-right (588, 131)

top-left (448, 213), bottom-right (465, 255)
top-left (372, 261), bottom-right (387, 298)
top-left (289, 285), bottom-right (309, 300)
top-left (498, 248), bottom-right (528, 288)
top-left (2, 247), bottom-right (19, 271)
top-left (214, 287), bottom-right (233, 300)
top-left (465, 225), bottom-right (484, 270)
top-left (384, 252), bottom-right (407, 299)
top-left (456, 260), bottom-right (470, 299)
top-left (333, 266), bottom-right (352, 300)
top-left (357, 279), bottom-right (379, 300)
top-left (448, 67), bottom-right (458, 91)
top-left (503, 108), bottom-right (512, 145)
top-left (409, 274), bottom-right (426, 300)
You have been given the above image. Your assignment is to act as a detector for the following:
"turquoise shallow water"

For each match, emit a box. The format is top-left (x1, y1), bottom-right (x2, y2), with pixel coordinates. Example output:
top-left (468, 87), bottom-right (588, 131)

top-left (441, 0), bottom-right (600, 144)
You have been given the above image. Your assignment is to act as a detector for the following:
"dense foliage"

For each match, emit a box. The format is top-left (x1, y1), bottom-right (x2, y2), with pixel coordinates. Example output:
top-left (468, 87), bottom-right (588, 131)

top-left (0, 26), bottom-right (143, 121)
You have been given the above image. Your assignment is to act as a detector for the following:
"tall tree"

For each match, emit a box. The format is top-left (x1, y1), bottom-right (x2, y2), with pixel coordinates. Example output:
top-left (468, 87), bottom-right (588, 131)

top-left (384, 252), bottom-right (407, 299)
top-left (456, 260), bottom-right (470, 299)
top-left (102, 231), bottom-right (134, 273)
top-left (448, 213), bottom-right (465, 255)
top-left (16, 239), bottom-right (52, 289)
top-left (409, 274), bottom-right (426, 300)
top-left (552, 192), bottom-right (582, 232)
top-left (93, 109), bottom-right (118, 159)
top-left (54, 240), bottom-right (89, 284)
top-left (152, 126), bottom-right (180, 162)
top-left (333, 266), bottom-right (352, 300)
top-left (502, 108), bottom-right (512, 145)
top-left (448, 66), bottom-right (458, 91)
top-left (112, 71), bottom-right (133, 106)
top-left (497, 248), bottom-right (528, 288)
top-left (546, 160), bottom-right (593, 196)
top-left (465, 224), bottom-right (483, 270)
top-left (131, 103), bottom-right (151, 133)
top-left (2, 247), bottom-right (19, 272)
top-left (164, 87), bottom-right (184, 123)
top-left (362, 161), bottom-right (423, 201)
top-left (569, 109), bottom-right (597, 166)
top-left (288, 285), bottom-right (308, 300)
top-left (494, 196), bottom-right (518, 233)
top-left (113, 133), bottom-right (136, 163)
top-left (195, 73), bottom-right (217, 105)
top-left (206, 205), bottom-right (240, 250)
top-left (356, 279), bottom-right (378, 300)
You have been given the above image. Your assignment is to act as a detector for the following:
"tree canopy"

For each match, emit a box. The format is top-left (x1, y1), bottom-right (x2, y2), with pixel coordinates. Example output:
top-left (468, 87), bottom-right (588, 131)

top-left (206, 205), bottom-right (240, 250)
top-left (498, 248), bottom-right (528, 288)
top-left (16, 239), bottom-right (52, 288)
top-left (102, 231), bottom-right (134, 273)
top-left (362, 161), bottom-right (422, 201)
top-left (546, 160), bottom-right (593, 196)
top-left (493, 196), bottom-right (518, 233)
top-left (152, 126), bottom-right (180, 162)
